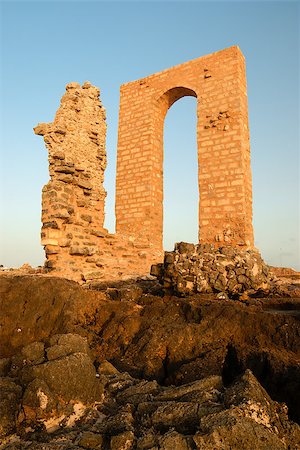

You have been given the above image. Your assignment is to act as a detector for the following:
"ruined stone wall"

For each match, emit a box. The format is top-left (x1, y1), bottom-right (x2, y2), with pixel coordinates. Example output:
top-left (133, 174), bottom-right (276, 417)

top-left (34, 82), bottom-right (107, 280)
top-left (36, 46), bottom-right (255, 283)
top-left (116, 46), bottom-right (254, 262)
top-left (35, 82), bottom-right (152, 282)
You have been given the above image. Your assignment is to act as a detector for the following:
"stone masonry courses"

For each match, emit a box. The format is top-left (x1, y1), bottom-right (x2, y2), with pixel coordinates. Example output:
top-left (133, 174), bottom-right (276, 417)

top-left (35, 46), bottom-right (254, 283)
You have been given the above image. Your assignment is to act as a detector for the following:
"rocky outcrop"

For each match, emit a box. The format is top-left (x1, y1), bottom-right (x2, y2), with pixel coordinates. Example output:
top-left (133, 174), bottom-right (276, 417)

top-left (151, 243), bottom-right (274, 296)
top-left (1, 349), bottom-right (300, 449)
top-left (0, 274), bottom-right (300, 429)
top-left (0, 334), bottom-right (103, 440)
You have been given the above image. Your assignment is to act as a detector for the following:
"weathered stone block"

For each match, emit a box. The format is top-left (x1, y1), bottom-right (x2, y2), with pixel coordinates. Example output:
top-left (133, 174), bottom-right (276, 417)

top-left (69, 246), bottom-right (89, 256)
top-left (27, 353), bottom-right (102, 403)
top-left (78, 179), bottom-right (92, 190)
top-left (54, 165), bottom-right (75, 174)
top-left (111, 431), bottom-right (135, 450)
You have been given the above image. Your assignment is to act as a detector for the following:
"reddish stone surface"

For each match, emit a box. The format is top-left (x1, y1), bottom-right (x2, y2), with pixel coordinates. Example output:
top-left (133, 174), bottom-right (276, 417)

top-left (116, 46), bottom-right (254, 262)
top-left (35, 47), bottom-right (254, 282)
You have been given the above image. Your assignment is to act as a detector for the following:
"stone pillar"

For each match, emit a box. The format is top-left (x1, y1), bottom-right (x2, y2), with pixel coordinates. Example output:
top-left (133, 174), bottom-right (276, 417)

top-left (34, 82), bottom-right (107, 280)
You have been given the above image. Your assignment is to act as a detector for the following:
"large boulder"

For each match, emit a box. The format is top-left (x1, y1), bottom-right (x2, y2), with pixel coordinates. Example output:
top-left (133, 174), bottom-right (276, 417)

top-left (0, 275), bottom-right (108, 359)
top-left (193, 370), bottom-right (300, 450)
top-left (4, 333), bottom-right (104, 433)
top-left (1, 361), bottom-right (300, 449)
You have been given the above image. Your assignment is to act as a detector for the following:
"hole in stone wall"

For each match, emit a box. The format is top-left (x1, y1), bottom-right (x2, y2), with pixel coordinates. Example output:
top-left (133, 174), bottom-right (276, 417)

top-left (163, 96), bottom-right (198, 251)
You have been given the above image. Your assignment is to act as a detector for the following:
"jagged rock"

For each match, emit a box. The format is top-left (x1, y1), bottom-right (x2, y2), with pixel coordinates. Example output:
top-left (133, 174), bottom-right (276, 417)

top-left (224, 369), bottom-right (273, 409)
top-left (155, 375), bottom-right (222, 403)
top-left (97, 360), bottom-right (120, 376)
top-left (1, 361), bottom-right (300, 449)
top-left (136, 431), bottom-right (157, 449)
top-left (158, 430), bottom-right (191, 450)
top-left (1, 275), bottom-right (300, 427)
top-left (0, 378), bottom-right (22, 437)
top-left (11, 334), bottom-right (104, 433)
top-left (21, 378), bottom-right (57, 425)
top-left (105, 373), bottom-right (137, 396)
top-left (99, 405), bottom-right (134, 435)
top-left (193, 409), bottom-right (288, 450)
top-left (0, 276), bottom-right (88, 359)
top-left (21, 351), bottom-right (101, 404)
top-left (47, 333), bottom-right (90, 360)
top-left (149, 402), bottom-right (200, 433)
top-left (193, 369), bottom-right (300, 450)
top-left (224, 369), bottom-right (300, 444)
top-left (116, 380), bottom-right (160, 405)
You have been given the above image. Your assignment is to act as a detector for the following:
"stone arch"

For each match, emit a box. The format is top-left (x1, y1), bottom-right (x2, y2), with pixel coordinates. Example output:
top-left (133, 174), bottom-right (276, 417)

top-left (156, 86), bottom-right (197, 117)
top-left (116, 46), bottom-right (254, 265)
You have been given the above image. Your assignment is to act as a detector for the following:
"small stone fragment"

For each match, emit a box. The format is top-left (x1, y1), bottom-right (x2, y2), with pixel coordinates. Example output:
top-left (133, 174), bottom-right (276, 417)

top-left (110, 431), bottom-right (135, 450)
top-left (77, 431), bottom-right (103, 448)
top-left (159, 430), bottom-right (191, 450)
top-left (97, 360), bottom-right (120, 376)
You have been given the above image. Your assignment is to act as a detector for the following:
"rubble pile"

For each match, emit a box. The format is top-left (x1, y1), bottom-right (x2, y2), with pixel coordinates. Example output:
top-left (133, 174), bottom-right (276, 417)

top-left (152, 243), bottom-right (274, 296)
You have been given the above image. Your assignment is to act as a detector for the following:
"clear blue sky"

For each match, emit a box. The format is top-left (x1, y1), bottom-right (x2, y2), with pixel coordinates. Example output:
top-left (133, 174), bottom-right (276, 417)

top-left (0, 1), bottom-right (299, 270)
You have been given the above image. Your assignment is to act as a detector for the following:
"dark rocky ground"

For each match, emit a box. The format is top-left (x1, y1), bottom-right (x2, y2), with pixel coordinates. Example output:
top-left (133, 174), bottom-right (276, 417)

top-left (0, 274), bottom-right (299, 449)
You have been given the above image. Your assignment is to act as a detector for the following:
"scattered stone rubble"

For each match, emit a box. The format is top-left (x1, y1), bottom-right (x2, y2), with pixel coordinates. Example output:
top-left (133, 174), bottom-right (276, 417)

top-left (151, 242), bottom-right (274, 296)
top-left (1, 334), bottom-right (299, 449)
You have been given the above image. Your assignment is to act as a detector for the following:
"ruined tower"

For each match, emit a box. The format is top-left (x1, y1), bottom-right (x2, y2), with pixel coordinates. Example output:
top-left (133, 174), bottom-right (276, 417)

top-left (34, 82), bottom-right (107, 280)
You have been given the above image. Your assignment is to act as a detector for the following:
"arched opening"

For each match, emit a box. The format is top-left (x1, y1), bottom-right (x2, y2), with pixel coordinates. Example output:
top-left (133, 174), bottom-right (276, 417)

top-left (163, 94), bottom-right (198, 251)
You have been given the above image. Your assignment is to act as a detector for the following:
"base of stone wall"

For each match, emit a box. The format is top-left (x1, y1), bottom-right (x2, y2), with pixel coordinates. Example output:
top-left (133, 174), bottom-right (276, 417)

top-left (151, 242), bottom-right (274, 297)
top-left (43, 232), bottom-right (163, 284)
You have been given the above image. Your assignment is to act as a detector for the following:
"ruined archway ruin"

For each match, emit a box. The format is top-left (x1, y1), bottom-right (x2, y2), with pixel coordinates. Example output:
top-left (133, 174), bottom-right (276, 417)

top-left (35, 46), bottom-right (254, 282)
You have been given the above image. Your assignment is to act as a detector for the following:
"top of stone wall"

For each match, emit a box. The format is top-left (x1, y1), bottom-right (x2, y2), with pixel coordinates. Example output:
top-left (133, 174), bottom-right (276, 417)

top-left (34, 81), bottom-right (107, 183)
